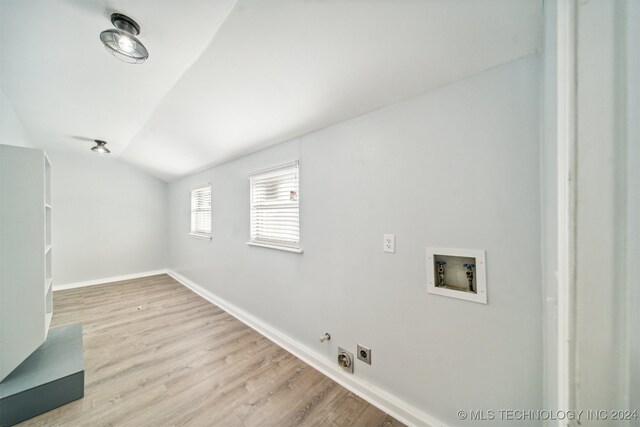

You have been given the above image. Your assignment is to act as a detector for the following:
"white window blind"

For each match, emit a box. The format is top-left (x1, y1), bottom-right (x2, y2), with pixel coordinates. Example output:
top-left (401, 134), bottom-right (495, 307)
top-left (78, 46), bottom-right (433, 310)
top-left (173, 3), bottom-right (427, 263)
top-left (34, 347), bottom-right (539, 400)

top-left (249, 161), bottom-right (300, 250)
top-left (190, 184), bottom-right (211, 238)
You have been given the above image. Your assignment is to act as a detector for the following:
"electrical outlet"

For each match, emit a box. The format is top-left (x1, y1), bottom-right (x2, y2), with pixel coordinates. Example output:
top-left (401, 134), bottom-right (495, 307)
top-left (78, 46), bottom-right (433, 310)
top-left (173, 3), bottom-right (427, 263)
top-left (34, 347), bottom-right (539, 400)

top-left (337, 347), bottom-right (354, 373)
top-left (383, 234), bottom-right (395, 253)
top-left (357, 344), bottom-right (371, 364)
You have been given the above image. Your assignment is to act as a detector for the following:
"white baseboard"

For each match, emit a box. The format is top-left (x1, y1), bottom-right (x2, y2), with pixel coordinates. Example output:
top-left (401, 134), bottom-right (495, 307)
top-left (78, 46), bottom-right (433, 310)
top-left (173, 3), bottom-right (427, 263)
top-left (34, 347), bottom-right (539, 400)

top-left (167, 270), bottom-right (446, 427)
top-left (53, 269), bottom-right (168, 291)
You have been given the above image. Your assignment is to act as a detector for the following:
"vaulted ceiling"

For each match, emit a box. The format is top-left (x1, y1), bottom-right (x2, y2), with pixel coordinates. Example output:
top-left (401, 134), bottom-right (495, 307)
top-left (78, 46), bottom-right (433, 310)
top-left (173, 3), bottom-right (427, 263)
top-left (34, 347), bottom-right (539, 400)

top-left (1, 0), bottom-right (542, 181)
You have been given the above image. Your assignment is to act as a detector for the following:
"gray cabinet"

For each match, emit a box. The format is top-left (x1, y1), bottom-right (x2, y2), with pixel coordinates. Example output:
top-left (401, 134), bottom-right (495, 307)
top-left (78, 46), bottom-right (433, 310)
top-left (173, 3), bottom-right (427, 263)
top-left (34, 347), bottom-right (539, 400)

top-left (0, 145), bottom-right (53, 381)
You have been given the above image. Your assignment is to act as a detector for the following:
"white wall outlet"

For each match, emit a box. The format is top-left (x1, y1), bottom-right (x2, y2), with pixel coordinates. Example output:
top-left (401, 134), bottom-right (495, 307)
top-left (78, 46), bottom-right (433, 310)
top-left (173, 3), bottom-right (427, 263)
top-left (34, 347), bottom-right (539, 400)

top-left (383, 234), bottom-right (395, 253)
top-left (357, 344), bottom-right (372, 365)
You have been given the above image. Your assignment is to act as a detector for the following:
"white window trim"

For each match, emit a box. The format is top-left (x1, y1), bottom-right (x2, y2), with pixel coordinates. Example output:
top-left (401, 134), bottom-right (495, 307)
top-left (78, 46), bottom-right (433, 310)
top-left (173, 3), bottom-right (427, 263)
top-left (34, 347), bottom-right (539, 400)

top-left (190, 183), bottom-right (212, 240)
top-left (246, 241), bottom-right (303, 253)
top-left (190, 232), bottom-right (212, 241)
top-left (247, 160), bottom-right (302, 254)
top-left (247, 160), bottom-right (299, 178)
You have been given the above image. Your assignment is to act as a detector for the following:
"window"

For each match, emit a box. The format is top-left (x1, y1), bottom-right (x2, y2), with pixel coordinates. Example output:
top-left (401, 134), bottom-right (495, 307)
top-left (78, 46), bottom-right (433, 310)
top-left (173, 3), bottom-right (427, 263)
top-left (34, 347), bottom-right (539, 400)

top-left (248, 161), bottom-right (301, 253)
top-left (190, 184), bottom-right (211, 239)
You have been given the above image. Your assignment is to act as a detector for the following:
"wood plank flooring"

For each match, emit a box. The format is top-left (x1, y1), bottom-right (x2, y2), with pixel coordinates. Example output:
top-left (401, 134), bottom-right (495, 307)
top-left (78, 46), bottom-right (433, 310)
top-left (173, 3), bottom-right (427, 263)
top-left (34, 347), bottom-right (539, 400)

top-left (20, 274), bottom-right (403, 426)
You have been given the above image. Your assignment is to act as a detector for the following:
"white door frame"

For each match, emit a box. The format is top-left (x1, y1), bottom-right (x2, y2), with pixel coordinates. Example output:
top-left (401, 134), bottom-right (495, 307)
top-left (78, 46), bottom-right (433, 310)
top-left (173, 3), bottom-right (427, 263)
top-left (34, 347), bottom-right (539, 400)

top-left (555, 0), bottom-right (577, 419)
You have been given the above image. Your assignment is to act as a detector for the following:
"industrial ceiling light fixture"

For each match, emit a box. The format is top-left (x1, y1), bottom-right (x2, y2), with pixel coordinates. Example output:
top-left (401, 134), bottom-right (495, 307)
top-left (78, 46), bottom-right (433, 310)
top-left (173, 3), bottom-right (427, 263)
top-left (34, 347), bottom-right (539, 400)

top-left (91, 140), bottom-right (111, 155)
top-left (99, 13), bottom-right (149, 64)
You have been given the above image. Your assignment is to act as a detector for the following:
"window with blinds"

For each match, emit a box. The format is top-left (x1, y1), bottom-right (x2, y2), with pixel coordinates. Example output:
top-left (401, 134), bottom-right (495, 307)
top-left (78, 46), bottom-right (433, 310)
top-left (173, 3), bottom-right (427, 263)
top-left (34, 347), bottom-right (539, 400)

top-left (249, 161), bottom-right (301, 251)
top-left (190, 184), bottom-right (211, 238)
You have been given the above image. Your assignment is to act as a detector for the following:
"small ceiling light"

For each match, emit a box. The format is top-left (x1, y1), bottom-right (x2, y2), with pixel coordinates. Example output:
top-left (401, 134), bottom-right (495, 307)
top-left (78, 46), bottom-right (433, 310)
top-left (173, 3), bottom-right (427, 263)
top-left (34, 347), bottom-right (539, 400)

top-left (99, 13), bottom-right (149, 64)
top-left (91, 140), bottom-right (111, 155)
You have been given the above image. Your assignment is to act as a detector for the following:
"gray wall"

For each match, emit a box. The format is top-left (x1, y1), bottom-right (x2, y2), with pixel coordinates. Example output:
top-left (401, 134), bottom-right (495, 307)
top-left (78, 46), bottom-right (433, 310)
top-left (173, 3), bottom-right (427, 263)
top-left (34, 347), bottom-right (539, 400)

top-left (168, 56), bottom-right (543, 424)
top-left (47, 151), bottom-right (168, 285)
top-left (1, 89), bottom-right (33, 148)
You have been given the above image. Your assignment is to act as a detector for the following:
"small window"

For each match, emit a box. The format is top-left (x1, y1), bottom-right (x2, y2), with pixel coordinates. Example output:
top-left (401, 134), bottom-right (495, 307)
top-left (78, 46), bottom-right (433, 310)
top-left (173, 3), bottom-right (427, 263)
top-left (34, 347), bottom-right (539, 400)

top-left (190, 184), bottom-right (211, 239)
top-left (248, 161), bottom-right (302, 253)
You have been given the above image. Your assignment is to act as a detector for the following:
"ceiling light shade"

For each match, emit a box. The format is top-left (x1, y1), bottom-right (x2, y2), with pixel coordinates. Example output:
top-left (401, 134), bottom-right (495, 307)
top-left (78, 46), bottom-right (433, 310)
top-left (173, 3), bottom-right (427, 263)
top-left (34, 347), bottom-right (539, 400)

top-left (100, 13), bottom-right (149, 64)
top-left (91, 140), bottom-right (111, 155)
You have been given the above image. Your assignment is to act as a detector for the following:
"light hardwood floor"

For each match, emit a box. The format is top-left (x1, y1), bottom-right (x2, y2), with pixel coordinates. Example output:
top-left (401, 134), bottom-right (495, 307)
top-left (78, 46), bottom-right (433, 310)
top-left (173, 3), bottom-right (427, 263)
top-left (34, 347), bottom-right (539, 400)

top-left (21, 274), bottom-right (403, 426)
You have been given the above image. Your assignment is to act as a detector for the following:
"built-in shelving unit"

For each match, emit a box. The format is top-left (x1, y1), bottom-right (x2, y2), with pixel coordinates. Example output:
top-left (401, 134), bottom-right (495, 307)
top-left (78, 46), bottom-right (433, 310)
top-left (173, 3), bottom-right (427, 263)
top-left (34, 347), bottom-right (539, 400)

top-left (0, 148), bottom-right (83, 423)
top-left (44, 154), bottom-right (53, 334)
top-left (0, 146), bottom-right (54, 382)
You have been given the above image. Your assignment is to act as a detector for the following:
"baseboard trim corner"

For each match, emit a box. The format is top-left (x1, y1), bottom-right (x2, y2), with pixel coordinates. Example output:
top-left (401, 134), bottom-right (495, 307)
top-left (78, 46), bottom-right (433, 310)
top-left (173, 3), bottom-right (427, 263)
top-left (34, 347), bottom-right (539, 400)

top-left (166, 269), bottom-right (446, 427)
top-left (53, 269), bottom-right (169, 291)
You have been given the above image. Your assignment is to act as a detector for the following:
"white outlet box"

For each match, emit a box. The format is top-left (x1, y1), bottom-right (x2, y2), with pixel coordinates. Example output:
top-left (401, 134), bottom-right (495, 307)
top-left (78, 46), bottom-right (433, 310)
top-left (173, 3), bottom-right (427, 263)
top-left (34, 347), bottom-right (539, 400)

top-left (383, 234), bottom-right (395, 253)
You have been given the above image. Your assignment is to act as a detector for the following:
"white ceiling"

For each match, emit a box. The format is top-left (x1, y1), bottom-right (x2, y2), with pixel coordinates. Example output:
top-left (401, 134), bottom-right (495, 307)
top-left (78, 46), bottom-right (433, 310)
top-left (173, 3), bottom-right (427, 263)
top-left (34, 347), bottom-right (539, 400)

top-left (1, 0), bottom-right (542, 182)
